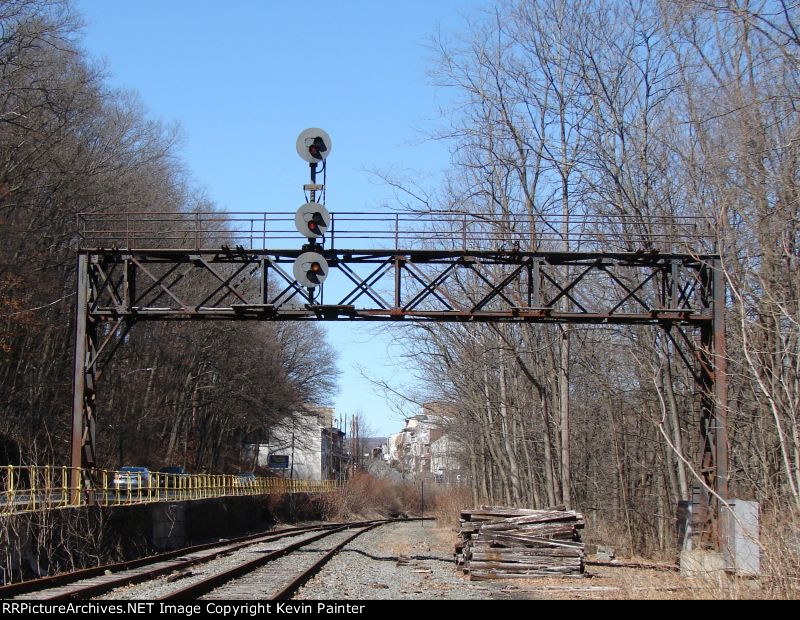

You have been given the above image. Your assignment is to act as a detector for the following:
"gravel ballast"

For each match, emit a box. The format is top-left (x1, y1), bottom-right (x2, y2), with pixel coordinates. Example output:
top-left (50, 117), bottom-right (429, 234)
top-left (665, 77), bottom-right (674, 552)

top-left (292, 521), bottom-right (517, 600)
top-left (96, 529), bottom-right (336, 600)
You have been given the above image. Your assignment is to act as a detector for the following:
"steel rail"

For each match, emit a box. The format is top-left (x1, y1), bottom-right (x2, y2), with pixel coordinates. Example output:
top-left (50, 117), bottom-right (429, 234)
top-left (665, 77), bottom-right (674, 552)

top-left (158, 525), bottom-right (353, 600)
top-left (270, 522), bottom-right (383, 600)
top-left (0, 521), bottom-right (378, 600)
top-left (160, 519), bottom-right (416, 601)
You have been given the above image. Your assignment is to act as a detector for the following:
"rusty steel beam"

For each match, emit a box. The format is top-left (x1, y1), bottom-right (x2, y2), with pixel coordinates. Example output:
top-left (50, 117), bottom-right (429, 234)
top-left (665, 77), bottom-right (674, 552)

top-left (712, 259), bottom-right (728, 503)
top-left (86, 307), bottom-right (708, 324)
top-left (80, 248), bottom-right (716, 320)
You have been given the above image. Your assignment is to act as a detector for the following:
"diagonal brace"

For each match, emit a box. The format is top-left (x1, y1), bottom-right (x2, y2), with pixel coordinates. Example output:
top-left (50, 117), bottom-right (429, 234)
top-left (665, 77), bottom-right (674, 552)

top-left (337, 260), bottom-right (393, 309)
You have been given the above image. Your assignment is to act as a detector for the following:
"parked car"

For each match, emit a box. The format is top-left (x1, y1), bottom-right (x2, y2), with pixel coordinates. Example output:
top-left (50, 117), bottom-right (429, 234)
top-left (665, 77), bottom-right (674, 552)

top-left (113, 467), bottom-right (151, 492)
top-left (235, 472), bottom-right (256, 486)
top-left (159, 466), bottom-right (189, 488)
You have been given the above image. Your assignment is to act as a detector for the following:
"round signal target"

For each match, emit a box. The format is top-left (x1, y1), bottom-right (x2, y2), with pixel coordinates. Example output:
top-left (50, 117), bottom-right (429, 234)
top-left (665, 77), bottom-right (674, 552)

top-left (295, 202), bottom-right (330, 238)
top-left (293, 252), bottom-right (329, 287)
top-left (296, 128), bottom-right (332, 162)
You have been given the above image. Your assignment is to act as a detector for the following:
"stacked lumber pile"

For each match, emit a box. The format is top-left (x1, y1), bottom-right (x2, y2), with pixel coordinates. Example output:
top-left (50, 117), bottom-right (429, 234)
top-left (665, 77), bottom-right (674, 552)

top-left (456, 505), bottom-right (585, 580)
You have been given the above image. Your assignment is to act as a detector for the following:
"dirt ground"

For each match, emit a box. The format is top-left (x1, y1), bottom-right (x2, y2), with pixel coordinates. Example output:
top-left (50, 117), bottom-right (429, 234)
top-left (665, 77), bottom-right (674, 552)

top-left (420, 524), bottom-right (767, 600)
top-left (292, 519), bottom-right (779, 600)
top-left (492, 564), bottom-right (756, 600)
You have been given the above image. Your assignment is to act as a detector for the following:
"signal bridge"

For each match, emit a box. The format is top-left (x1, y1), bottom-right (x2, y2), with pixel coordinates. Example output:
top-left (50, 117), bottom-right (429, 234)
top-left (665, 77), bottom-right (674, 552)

top-left (76, 209), bottom-right (718, 324)
top-left (70, 128), bottom-right (727, 549)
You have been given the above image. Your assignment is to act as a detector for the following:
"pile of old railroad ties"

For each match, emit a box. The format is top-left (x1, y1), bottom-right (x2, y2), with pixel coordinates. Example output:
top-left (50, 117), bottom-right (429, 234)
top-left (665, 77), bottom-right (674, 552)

top-left (456, 505), bottom-right (585, 580)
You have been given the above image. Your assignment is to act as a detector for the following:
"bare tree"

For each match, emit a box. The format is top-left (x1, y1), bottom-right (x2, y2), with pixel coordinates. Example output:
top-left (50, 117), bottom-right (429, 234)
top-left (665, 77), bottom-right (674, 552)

top-left (390, 0), bottom-right (800, 558)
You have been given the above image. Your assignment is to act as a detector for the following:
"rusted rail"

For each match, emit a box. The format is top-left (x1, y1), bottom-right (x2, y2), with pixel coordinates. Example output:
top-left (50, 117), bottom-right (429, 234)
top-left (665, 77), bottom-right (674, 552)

top-left (271, 522), bottom-right (384, 600)
top-left (0, 520), bottom-right (393, 600)
top-left (160, 525), bottom-right (354, 600)
top-left (161, 519), bottom-right (424, 600)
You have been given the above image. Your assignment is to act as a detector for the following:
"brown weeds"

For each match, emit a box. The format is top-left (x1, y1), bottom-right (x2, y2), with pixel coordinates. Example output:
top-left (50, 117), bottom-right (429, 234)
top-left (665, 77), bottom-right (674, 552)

top-left (320, 474), bottom-right (471, 524)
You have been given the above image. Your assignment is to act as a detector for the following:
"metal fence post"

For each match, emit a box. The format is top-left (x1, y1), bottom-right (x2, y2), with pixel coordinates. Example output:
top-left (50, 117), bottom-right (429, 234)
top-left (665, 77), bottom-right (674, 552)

top-left (29, 467), bottom-right (36, 511)
top-left (44, 465), bottom-right (51, 510)
top-left (7, 466), bottom-right (14, 512)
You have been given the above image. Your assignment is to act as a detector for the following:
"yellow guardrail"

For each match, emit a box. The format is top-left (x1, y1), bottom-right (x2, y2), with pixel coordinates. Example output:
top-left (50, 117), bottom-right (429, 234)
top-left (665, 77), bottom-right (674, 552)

top-left (1, 466), bottom-right (341, 515)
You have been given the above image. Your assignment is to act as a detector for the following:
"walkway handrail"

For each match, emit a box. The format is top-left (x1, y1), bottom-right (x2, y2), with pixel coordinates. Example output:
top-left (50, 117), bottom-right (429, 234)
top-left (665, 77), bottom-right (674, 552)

top-left (77, 210), bottom-right (715, 254)
top-left (1, 465), bottom-right (341, 515)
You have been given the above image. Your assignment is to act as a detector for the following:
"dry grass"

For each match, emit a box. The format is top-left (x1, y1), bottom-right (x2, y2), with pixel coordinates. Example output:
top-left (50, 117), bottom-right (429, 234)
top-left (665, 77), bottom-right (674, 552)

top-left (418, 495), bottom-right (800, 600)
top-left (480, 565), bottom-right (763, 600)
top-left (326, 483), bottom-right (800, 599)
top-left (320, 475), bottom-right (472, 524)
top-left (753, 504), bottom-right (800, 599)
top-left (538, 503), bottom-right (800, 600)
top-left (321, 473), bottom-right (419, 520)
top-left (427, 485), bottom-right (471, 531)
top-left (0, 505), bottom-right (141, 584)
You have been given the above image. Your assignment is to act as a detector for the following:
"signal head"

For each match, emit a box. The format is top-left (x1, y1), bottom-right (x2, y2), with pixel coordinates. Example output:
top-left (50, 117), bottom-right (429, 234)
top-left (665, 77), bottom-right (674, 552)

top-left (293, 251), bottom-right (329, 288)
top-left (295, 202), bottom-right (330, 238)
top-left (296, 128), bottom-right (332, 162)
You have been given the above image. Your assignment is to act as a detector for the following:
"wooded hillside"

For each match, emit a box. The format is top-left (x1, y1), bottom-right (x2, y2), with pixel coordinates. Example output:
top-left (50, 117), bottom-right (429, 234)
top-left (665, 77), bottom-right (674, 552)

top-left (0, 0), bottom-right (338, 471)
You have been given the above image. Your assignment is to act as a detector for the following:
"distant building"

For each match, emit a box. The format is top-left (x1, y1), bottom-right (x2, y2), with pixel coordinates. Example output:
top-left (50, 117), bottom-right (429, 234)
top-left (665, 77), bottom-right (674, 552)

top-left (430, 434), bottom-right (461, 483)
top-left (386, 432), bottom-right (402, 463)
top-left (362, 437), bottom-right (387, 460)
top-left (383, 403), bottom-right (462, 481)
top-left (243, 405), bottom-right (345, 481)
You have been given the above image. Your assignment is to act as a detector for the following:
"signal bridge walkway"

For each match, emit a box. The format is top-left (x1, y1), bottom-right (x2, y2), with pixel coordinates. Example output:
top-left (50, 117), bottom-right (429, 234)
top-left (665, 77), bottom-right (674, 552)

top-left (0, 465), bottom-right (338, 516)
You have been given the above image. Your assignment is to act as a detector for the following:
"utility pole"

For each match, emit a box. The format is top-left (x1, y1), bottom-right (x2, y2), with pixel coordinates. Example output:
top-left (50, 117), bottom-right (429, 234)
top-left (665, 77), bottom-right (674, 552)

top-left (290, 418), bottom-right (295, 481)
top-left (421, 477), bottom-right (424, 527)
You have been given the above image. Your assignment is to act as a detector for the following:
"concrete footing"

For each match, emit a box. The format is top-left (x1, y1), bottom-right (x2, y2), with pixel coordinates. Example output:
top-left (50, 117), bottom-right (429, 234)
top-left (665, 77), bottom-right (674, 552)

top-left (679, 550), bottom-right (726, 576)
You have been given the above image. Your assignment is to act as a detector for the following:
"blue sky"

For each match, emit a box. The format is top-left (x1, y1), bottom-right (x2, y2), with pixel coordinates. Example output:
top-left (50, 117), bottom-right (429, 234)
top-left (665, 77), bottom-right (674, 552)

top-left (75, 0), bottom-right (488, 436)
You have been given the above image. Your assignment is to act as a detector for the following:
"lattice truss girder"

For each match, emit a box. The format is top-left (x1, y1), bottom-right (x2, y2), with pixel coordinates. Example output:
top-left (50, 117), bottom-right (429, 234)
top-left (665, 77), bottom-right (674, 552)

top-left (84, 248), bottom-right (716, 324)
top-left (74, 247), bottom-right (727, 546)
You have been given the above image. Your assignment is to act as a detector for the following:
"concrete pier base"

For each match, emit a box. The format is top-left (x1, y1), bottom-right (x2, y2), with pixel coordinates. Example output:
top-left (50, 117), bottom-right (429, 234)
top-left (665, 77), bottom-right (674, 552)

top-left (679, 550), bottom-right (726, 576)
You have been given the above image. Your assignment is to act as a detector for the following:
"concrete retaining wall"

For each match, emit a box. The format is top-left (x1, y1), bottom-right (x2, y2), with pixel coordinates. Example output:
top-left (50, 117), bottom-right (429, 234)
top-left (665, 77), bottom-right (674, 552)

top-left (1, 492), bottom-right (326, 582)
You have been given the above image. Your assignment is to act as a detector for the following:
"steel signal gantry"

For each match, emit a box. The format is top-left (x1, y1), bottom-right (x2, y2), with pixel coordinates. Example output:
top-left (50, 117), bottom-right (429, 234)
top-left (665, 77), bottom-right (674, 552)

top-left (69, 128), bottom-right (726, 548)
top-left (72, 212), bottom-right (727, 550)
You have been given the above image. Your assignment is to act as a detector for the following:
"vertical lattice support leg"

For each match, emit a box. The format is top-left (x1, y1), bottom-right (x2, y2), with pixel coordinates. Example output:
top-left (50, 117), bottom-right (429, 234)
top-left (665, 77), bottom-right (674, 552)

top-left (699, 258), bottom-right (728, 548)
top-left (71, 254), bottom-right (97, 505)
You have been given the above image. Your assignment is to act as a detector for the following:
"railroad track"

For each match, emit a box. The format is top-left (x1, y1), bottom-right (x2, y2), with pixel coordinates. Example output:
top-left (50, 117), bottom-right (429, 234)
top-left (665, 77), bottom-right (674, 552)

top-left (1, 519), bottom-right (401, 600)
top-left (163, 522), bottom-right (384, 600)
